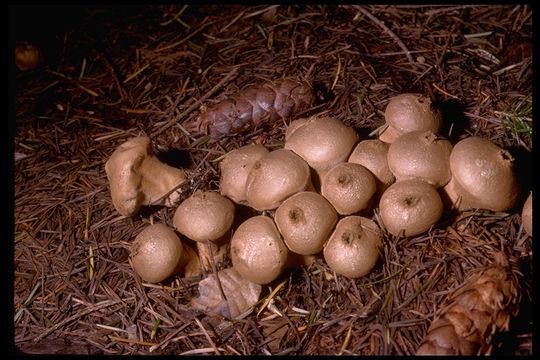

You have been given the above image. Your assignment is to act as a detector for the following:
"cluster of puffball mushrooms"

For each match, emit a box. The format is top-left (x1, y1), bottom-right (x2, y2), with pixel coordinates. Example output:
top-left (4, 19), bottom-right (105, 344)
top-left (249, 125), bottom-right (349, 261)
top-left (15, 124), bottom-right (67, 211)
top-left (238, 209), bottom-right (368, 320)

top-left (104, 93), bottom-right (532, 316)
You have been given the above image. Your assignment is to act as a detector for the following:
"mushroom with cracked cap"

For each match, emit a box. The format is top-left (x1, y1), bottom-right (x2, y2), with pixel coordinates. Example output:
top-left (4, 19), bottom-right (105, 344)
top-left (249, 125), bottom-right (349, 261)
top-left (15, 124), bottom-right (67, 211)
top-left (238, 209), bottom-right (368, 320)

top-left (173, 190), bottom-right (235, 271)
top-left (130, 223), bottom-right (200, 283)
top-left (105, 136), bottom-right (187, 216)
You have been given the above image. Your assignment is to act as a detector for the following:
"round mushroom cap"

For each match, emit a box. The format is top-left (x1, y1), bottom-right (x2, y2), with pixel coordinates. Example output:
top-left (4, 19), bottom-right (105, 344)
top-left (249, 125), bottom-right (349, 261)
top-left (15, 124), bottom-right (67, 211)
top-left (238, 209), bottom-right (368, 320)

top-left (387, 130), bottom-right (453, 188)
top-left (130, 223), bottom-right (184, 283)
top-left (379, 179), bottom-right (443, 237)
top-left (522, 192), bottom-right (532, 237)
top-left (219, 144), bottom-right (269, 204)
top-left (321, 162), bottom-right (377, 215)
top-left (15, 42), bottom-right (41, 71)
top-left (284, 116), bottom-right (359, 173)
top-left (245, 149), bottom-right (311, 211)
top-left (323, 216), bottom-right (382, 278)
top-left (348, 139), bottom-right (395, 190)
top-left (173, 190), bottom-right (235, 242)
top-left (230, 215), bottom-right (289, 284)
top-left (449, 137), bottom-right (519, 212)
top-left (275, 192), bottom-right (338, 255)
top-left (384, 94), bottom-right (442, 134)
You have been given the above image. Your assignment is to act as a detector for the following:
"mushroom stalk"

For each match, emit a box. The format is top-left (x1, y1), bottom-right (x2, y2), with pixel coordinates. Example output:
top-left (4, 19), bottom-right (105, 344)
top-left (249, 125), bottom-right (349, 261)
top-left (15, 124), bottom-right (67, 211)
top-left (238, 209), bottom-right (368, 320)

top-left (173, 191), bottom-right (235, 271)
top-left (196, 236), bottom-right (230, 272)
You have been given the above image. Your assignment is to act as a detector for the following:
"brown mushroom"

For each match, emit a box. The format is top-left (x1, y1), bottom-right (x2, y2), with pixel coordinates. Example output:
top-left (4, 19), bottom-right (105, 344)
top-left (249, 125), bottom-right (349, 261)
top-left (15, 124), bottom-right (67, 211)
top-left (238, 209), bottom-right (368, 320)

top-left (284, 116), bottom-right (359, 177)
top-left (522, 191), bottom-right (532, 236)
top-left (446, 137), bottom-right (519, 212)
top-left (348, 139), bottom-right (395, 192)
top-left (105, 136), bottom-right (187, 216)
top-left (219, 144), bottom-right (269, 204)
top-left (384, 93), bottom-right (442, 134)
top-left (245, 148), bottom-right (311, 211)
top-left (230, 215), bottom-right (289, 284)
top-left (379, 179), bottom-right (443, 237)
top-left (320, 162), bottom-right (377, 215)
top-left (173, 191), bottom-right (235, 270)
top-left (387, 130), bottom-right (453, 188)
top-left (15, 42), bottom-right (41, 71)
top-left (323, 216), bottom-right (382, 279)
top-left (274, 191), bottom-right (337, 255)
top-left (130, 223), bottom-right (200, 283)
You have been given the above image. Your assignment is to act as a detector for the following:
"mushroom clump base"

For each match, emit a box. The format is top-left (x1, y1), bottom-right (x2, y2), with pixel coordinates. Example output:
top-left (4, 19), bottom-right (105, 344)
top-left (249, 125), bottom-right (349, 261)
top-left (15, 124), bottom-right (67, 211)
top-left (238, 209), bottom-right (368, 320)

top-left (104, 94), bottom-right (527, 347)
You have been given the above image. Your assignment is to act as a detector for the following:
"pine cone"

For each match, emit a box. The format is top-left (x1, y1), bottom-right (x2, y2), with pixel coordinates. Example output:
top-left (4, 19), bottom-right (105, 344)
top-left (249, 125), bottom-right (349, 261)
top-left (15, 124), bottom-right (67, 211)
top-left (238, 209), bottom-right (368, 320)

top-left (416, 261), bottom-right (521, 355)
top-left (187, 78), bottom-right (314, 138)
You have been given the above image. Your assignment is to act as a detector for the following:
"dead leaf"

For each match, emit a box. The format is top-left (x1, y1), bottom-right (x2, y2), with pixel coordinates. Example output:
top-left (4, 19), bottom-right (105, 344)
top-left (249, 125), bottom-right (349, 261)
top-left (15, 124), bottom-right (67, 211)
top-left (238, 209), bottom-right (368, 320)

top-left (191, 267), bottom-right (261, 319)
top-left (262, 318), bottom-right (290, 352)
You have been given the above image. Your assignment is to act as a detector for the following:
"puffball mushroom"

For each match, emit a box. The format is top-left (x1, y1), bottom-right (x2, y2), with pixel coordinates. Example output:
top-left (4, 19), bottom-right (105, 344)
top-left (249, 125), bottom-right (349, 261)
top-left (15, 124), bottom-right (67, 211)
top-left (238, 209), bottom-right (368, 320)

top-left (219, 144), bottom-right (269, 204)
top-left (173, 190), bottom-right (235, 270)
top-left (379, 179), bottom-right (443, 237)
top-left (230, 215), bottom-right (290, 284)
top-left (320, 162), bottom-right (377, 215)
top-left (105, 136), bottom-right (187, 216)
top-left (522, 192), bottom-right (532, 237)
top-left (15, 42), bottom-right (41, 71)
top-left (446, 137), bottom-right (519, 212)
top-left (130, 223), bottom-right (200, 283)
top-left (323, 216), bottom-right (382, 279)
top-left (348, 139), bottom-right (395, 192)
top-left (284, 116), bottom-right (359, 176)
top-left (245, 148), bottom-right (311, 211)
top-left (379, 93), bottom-right (442, 143)
top-left (387, 130), bottom-right (453, 188)
top-left (274, 191), bottom-right (338, 255)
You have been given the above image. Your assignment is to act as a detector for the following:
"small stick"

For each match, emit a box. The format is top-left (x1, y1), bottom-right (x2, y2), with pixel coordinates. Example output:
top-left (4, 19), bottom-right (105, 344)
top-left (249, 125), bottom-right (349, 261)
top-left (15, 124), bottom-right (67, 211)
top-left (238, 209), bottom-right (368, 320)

top-left (151, 68), bottom-right (240, 138)
top-left (206, 239), bottom-right (228, 304)
top-left (354, 6), bottom-right (416, 68)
